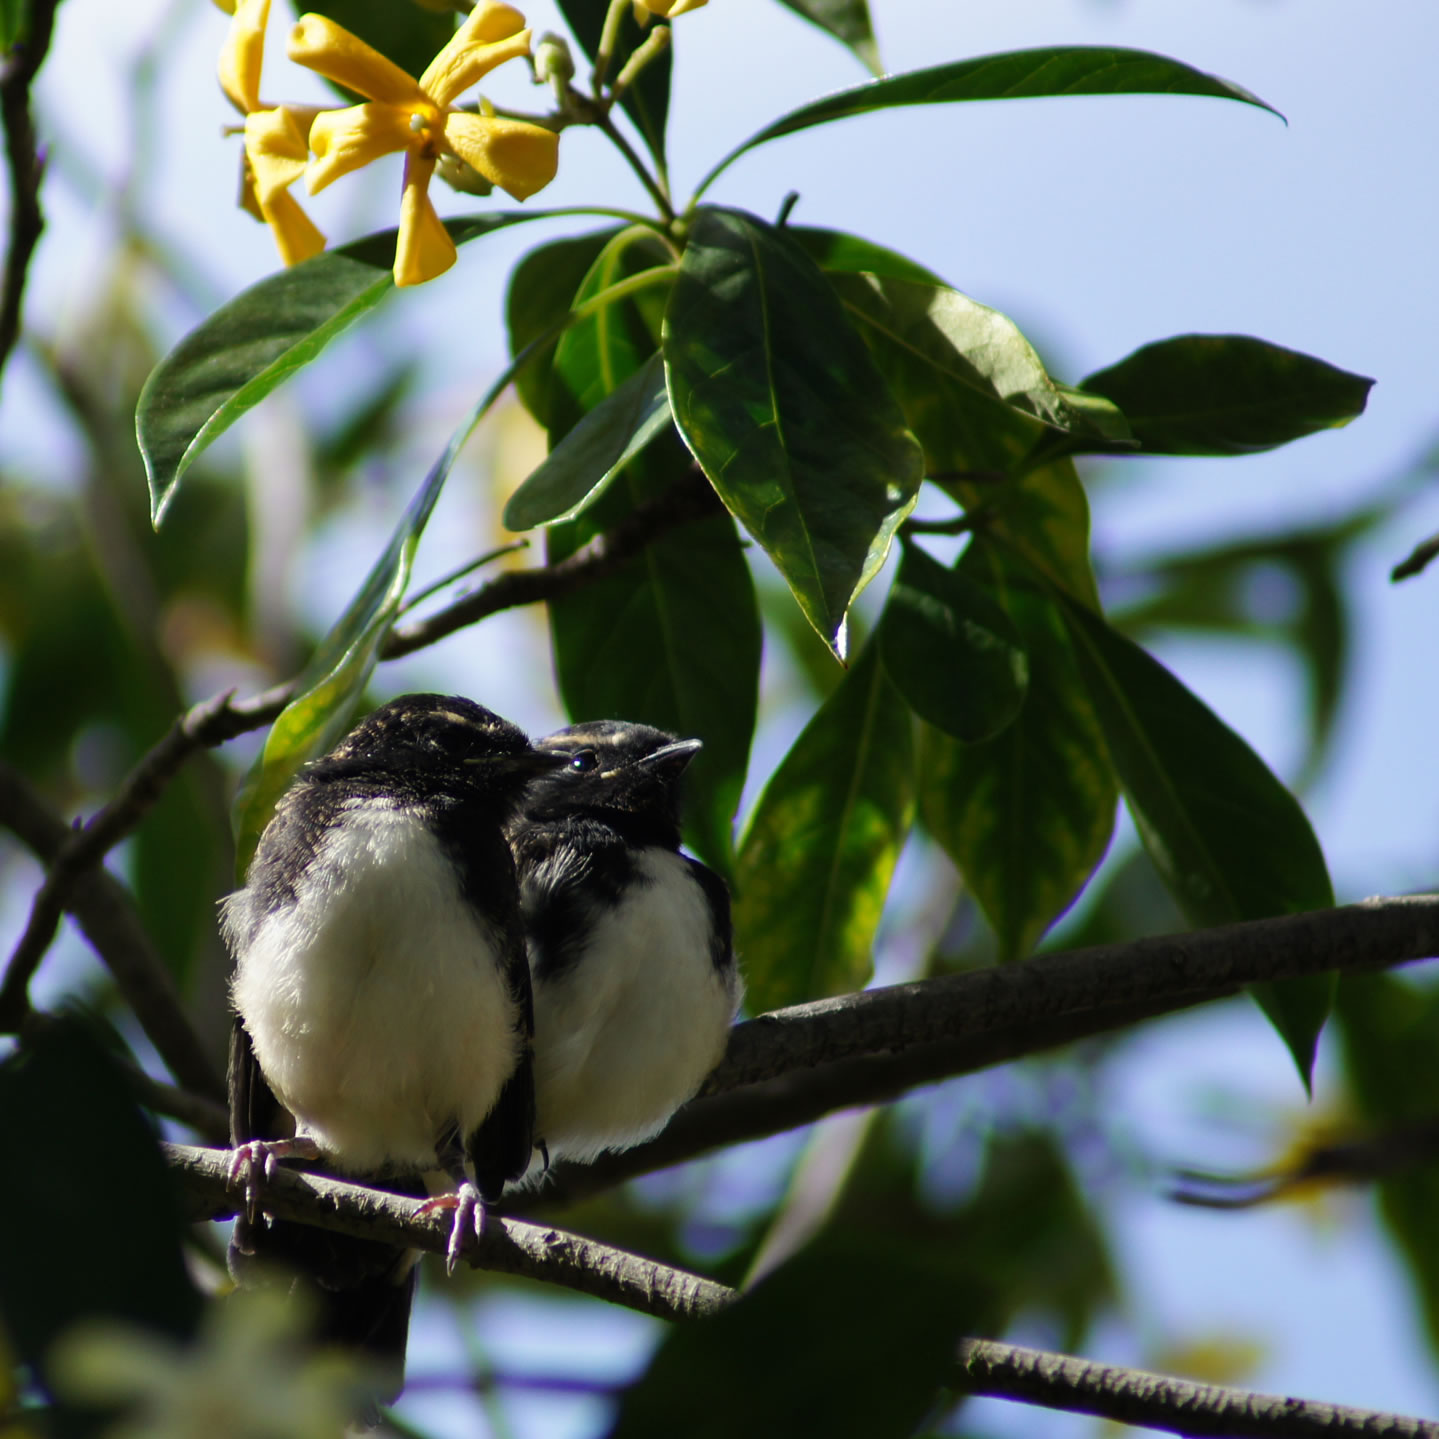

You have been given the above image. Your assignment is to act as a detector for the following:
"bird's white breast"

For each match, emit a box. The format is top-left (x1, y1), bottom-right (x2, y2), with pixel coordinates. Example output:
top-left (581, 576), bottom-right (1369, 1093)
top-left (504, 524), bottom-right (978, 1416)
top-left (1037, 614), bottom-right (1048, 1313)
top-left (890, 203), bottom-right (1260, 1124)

top-left (530, 847), bottom-right (739, 1163)
top-left (226, 799), bottom-right (520, 1174)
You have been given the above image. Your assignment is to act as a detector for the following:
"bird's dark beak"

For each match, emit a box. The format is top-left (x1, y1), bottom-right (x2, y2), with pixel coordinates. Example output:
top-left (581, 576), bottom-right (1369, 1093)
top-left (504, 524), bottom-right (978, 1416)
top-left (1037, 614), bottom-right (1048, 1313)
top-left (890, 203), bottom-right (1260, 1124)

top-left (523, 747), bottom-right (574, 775)
top-left (639, 737), bottom-right (702, 780)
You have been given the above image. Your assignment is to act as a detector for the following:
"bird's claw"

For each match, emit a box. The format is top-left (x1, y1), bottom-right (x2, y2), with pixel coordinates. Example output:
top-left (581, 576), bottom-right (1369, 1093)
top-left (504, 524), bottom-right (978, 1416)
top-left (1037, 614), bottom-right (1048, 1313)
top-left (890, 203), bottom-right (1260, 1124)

top-left (416, 1182), bottom-right (487, 1275)
top-left (227, 1137), bottom-right (321, 1224)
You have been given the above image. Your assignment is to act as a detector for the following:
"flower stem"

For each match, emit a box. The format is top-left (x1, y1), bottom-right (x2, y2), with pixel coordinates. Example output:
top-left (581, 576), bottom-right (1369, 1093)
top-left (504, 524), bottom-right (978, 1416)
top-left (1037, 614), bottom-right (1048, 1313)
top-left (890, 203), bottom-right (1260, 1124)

top-left (592, 0), bottom-right (632, 93)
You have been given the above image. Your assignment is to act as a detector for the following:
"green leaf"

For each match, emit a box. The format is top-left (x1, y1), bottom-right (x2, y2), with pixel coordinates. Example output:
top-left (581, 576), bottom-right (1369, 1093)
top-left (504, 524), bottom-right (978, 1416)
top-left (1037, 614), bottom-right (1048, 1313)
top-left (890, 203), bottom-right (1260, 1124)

top-left (503, 352), bottom-right (671, 530)
top-left (772, 0), bottom-right (880, 75)
top-left (139, 214), bottom-right (546, 525)
top-left (734, 638), bottom-right (914, 1011)
top-left (548, 433), bottom-right (760, 875)
top-left (507, 226), bottom-right (625, 428)
top-left (790, 225), bottom-right (943, 285)
top-left (300, 0), bottom-right (455, 88)
top-left (230, 384), bottom-right (492, 871)
top-left (879, 540), bottom-right (1028, 742)
top-left (697, 46), bottom-right (1281, 194)
top-left (558, 0), bottom-right (671, 168)
top-left (0, 1021), bottom-right (202, 1395)
top-left (920, 545), bottom-right (1117, 958)
top-left (0, 0), bottom-right (26, 50)
top-left (611, 1238), bottom-right (979, 1439)
top-left (833, 272), bottom-right (1131, 459)
top-left (665, 207), bottom-right (923, 658)
top-left (1078, 334), bottom-right (1375, 455)
top-left (1059, 596), bottom-right (1335, 1087)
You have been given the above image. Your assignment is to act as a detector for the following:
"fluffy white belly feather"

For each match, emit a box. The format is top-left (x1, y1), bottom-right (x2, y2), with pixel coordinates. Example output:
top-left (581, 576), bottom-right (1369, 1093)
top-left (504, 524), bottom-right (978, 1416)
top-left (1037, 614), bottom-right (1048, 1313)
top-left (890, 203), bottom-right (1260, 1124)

top-left (531, 848), bottom-right (736, 1162)
top-left (228, 801), bottom-right (519, 1174)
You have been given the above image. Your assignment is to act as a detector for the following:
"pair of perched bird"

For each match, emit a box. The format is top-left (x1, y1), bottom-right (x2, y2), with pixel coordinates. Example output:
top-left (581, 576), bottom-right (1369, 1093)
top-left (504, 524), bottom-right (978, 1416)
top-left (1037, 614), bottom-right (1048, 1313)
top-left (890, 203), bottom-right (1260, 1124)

top-left (221, 694), bottom-right (742, 1398)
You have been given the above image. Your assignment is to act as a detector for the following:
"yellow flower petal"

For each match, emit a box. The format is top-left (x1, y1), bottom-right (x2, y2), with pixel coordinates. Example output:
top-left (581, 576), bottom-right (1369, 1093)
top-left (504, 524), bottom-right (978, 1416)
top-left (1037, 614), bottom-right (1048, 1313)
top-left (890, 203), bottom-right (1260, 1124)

top-left (419, 1), bottom-right (530, 108)
top-left (442, 114), bottom-right (557, 201)
top-left (244, 107), bottom-right (311, 203)
top-left (638, 0), bottom-right (707, 13)
top-left (307, 102), bottom-right (414, 194)
top-left (259, 188), bottom-right (327, 267)
top-left (218, 0), bottom-right (270, 114)
top-left (395, 154), bottom-right (455, 286)
top-left (288, 14), bottom-right (424, 106)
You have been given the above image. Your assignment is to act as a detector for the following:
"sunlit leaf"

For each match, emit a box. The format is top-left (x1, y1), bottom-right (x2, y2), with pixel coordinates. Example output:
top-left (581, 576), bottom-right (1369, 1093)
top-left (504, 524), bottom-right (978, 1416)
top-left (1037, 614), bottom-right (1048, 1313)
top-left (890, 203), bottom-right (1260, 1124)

top-left (1060, 597), bottom-right (1335, 1087)
top-left (773, 0), bottom-right (880, 75)
top-left (921, 544), bottom-right (1117, 959)
top-left (698, 46), bottom-right (1281, 194)
top-left (1078, 335), bottom-right (1374, 455)
top-left (139, 214), bottom-right (547, 525)
top-left (734, 639), bottom-right (914, 1011)
top-left (879, 539), bottom-right (1028, 742)
top-left (503, 352), bottom-right (671, 530)
top-left (665, 206), bottom-right (923, 658)
top-left (791, 226), bottom-right (943, 285)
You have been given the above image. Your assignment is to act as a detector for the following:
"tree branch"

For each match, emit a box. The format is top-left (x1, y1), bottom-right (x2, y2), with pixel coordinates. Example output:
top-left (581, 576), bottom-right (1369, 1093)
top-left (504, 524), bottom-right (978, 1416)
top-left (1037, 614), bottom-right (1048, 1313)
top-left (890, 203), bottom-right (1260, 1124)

top-left (166, 1143), bottom-right (733, 1324)
top-left (168, 1141), bottom-right (1439, 1437)
top-left (0, 0), bottom-right (60, 383)
top-left (528, 895), bottom-right (1439, 1208)
top-left (953, 1337), bottom-right (1439, 1438)
top-left (0, 761), bottom-right (225, 1099)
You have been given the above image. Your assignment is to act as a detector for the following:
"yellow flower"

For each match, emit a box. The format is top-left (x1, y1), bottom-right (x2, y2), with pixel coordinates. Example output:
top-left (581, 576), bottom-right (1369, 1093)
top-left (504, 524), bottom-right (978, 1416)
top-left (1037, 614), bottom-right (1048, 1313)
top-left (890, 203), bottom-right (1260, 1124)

top-left (635, 0), bottom-right (708, 16)
top-left (289, 3), bottom-right (559, 287)
top-left (216, 0), bottom-right (326, 267)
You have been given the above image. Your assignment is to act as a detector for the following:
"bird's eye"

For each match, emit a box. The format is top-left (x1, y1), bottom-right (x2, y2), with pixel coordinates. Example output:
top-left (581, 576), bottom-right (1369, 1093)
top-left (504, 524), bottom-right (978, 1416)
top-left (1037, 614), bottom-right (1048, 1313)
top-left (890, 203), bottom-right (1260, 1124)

top-left (569, 749), bottom-right (599, 773)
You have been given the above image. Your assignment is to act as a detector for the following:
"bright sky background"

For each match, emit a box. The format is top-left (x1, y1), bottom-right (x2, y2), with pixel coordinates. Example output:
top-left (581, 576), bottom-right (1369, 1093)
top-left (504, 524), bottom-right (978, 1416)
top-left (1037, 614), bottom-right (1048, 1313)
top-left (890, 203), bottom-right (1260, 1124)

top-left (5, 1), bottom-right (1439, 1435)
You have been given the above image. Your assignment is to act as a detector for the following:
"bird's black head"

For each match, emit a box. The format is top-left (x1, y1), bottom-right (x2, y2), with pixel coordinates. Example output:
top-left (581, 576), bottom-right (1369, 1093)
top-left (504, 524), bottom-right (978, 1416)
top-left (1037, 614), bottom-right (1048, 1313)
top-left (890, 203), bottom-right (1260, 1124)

top-left (312, 694), bottom-right (566, 806)
top-left (523, 720), bottom-right (702, 847)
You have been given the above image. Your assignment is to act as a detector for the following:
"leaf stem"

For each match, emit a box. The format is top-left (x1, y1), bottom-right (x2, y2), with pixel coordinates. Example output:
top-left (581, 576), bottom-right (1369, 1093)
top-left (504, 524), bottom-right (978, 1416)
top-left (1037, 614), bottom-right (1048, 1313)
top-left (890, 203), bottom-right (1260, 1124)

top-left (597, 109), bottom-right (675, 223)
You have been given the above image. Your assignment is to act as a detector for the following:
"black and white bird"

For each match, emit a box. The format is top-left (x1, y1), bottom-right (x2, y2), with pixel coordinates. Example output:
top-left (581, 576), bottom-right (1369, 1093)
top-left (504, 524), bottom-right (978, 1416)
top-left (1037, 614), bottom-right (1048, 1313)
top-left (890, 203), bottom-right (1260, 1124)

top-left (506, 721), bottom-right (743, 1168)
top-left (222, 694), bottom-right (566, 1394)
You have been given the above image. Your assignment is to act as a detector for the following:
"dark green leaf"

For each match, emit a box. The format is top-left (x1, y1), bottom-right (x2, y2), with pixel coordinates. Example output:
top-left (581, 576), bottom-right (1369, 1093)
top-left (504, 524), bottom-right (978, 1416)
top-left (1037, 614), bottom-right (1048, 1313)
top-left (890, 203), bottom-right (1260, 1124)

top-left (558, 0), bottom-right (671, 168)
top-left (0, 0), bottom-right (26, 49)
top-left (300, 0), bottom-right (455, 88)
top-left (921, 545), bottom-right (1117, 959)
top-left (734, 638), bottom-right (914, 1011)
top-left (833, 272), bottom-right (1131, 456)
top-left (548, 433), bottom-right (760, 875)
top-left (1060, 597), bottom-right (1335, 1087)
top-left (1392, 530), bottom-right (1439, 583)
top-left (698, 47), bottom-right (1281, 194)
top-left (0, 1020), bottom-right (201, 1394)
top-left (139, 214), bottom-right (547, 525)
top-left (507, 226), bottom-right (625, 428)
top-left (665, 207), bottom-right (923, 658)
top-left (503, 352), bottom-right (671, 529)
top-left (1079, 334), bottom-right (1374, 456)
top-left (610, 1238), bottom-right (978, 1439)
top-left (772, 0), bottom-right (880, 74)
top-left (879, 540), bottom-right (1028, 742)
top-left (230, 396), bottom-right (478, 871)
top-left (790, 225), bottom-right (943, 284)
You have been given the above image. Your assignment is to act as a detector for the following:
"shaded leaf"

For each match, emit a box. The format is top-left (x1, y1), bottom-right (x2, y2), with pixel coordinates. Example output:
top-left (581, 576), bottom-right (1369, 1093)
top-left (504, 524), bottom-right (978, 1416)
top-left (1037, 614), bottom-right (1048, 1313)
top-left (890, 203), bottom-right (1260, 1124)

top-left (921, 544), bottom-right (1117, 959)
top-left (665, 206), bottom-right (922, 657)
top-left (1078, 334), bottom-right (1374, 456)
top-left (140, 214), bottom-right (547, 525)
top-left (0, 1020), bottom-right (201, 1397)
top-left (791, 225), bottom-right (943, 285)
top-left (558, 0), bottom-right (671, 168)
top-left (698, 46), bottom-right (1281, 194)
top-left (879, 539), bottom-right (1028, 742)
top-left (833, 272), bottom-right (1131, 459)
top-left (507, 226), bottom-right (625, 428)
top-left (772, 0), bottom-right (880, 75)
top-left (1059, 597), bottom-right (1335, 1087)
top-left (610, 1237), bottom-right (978, 1439)
top-left (734, 638), bottom-right (914, 1011)
top-left (503, 352), bottom-right (671, 529)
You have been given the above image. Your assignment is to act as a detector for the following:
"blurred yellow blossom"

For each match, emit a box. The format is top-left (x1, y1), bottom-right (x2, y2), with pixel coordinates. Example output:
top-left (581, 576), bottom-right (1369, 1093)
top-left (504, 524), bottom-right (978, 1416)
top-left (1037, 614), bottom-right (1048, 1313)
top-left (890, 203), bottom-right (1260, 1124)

top-left (214, 0), bottom-right (326, 267)
top-left (289, 2), bottom-right (559, 286)
top-left (635, 0), bottom-right (708, 18)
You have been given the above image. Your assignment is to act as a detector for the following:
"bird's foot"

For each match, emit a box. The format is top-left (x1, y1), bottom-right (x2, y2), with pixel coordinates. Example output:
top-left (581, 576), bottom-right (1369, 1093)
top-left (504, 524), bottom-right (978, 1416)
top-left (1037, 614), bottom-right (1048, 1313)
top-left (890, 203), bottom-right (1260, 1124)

top-left (416, 1181), bottom-right (487, 1276)
top-left (227, 1136), bottom-right (322, 1223)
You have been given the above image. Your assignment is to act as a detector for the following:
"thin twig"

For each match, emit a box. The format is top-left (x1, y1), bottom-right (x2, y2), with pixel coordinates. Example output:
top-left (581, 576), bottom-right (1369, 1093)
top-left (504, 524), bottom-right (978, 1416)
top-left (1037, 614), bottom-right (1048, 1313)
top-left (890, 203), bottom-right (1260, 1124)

top-left (166, 1143), bottom-right (734, 1324)
top-left (953, 1337), bottom-right (1439, 1438)
top-left (0, 0), bottom-right (61, 384)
